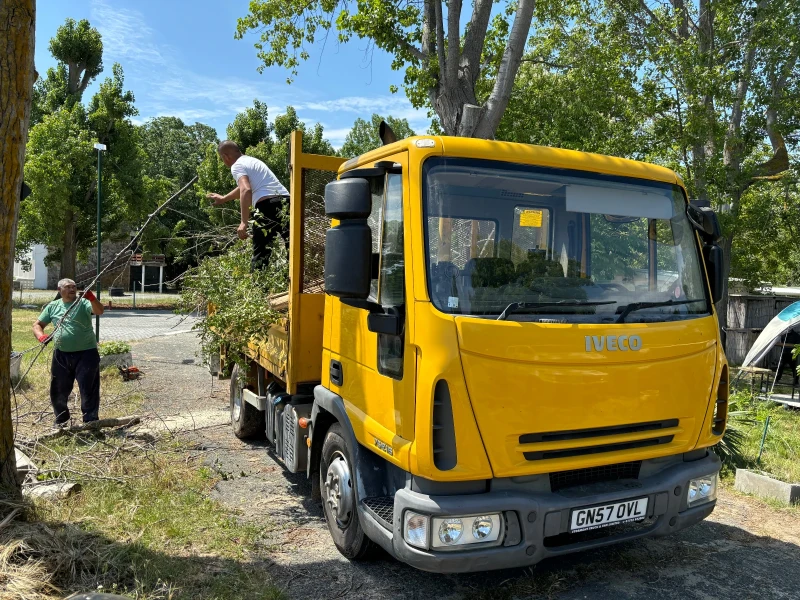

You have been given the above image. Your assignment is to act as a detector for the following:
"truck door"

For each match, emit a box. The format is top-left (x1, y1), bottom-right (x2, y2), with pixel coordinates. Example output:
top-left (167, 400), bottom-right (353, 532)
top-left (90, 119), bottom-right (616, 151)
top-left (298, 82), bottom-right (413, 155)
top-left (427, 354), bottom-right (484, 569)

top-left (325, 152), bottom-right (416, 453)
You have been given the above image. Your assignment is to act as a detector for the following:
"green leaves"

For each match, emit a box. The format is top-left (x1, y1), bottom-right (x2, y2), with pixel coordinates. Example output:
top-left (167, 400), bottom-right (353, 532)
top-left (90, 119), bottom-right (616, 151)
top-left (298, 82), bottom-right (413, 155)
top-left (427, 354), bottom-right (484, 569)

top-left (339, 114), bottom-right (415, 158)
top-left (226, 99), bottom-right (272, 150)
top-left (48, 18), bottom-right (103, 99)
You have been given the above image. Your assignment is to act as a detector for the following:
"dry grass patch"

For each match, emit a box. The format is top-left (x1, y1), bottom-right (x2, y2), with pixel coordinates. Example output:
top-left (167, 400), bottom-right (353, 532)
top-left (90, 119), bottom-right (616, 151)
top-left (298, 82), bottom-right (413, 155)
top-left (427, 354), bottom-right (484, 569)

top-left (2, 434), bottom-right (284, 600)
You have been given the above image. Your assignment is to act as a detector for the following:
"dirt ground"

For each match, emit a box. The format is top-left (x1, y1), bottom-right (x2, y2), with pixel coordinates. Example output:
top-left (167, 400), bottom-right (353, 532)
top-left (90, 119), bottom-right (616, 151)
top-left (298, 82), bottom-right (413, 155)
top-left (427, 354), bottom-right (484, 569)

top-left (131, 333), bottom-right (800, 600)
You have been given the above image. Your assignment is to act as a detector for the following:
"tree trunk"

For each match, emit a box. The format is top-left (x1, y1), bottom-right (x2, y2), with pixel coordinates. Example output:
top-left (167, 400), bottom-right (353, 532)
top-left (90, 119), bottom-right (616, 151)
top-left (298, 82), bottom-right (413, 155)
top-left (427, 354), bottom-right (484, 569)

top-left (60, 208), bottom-right (78, 280)
top-left (0, 0), bottom-right (36, 495)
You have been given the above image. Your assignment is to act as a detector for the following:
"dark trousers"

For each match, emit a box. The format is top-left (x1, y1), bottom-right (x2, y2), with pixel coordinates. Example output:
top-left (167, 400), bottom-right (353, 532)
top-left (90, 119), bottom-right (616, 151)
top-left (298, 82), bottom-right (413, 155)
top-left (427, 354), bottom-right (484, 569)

top-left (776, 347), bottom-right (799, 385)
top-left (50, 348), bottom-right (101, 423)
top-left (252, 197), bottom-right (288, 271)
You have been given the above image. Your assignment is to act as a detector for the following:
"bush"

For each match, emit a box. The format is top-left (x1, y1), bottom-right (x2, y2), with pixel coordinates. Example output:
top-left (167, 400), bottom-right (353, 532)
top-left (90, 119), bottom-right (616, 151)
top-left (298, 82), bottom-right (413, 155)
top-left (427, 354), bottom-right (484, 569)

top-left (98, 340), bottom-right (132, 356)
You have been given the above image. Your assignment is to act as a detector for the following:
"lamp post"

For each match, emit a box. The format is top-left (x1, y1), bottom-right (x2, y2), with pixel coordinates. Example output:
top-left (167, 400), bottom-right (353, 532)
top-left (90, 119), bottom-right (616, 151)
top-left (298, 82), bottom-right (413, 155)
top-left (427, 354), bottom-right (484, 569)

top-left (93, 142), bottom-right (106, 341)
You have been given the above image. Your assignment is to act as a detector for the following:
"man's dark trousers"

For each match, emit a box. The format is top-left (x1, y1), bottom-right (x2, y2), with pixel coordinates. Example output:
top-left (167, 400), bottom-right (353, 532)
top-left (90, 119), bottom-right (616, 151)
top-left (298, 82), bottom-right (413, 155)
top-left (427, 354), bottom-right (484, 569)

top-left (252, 197), bottom-right (288, 271)
top-left (50, 348), bottom-right (101, 423)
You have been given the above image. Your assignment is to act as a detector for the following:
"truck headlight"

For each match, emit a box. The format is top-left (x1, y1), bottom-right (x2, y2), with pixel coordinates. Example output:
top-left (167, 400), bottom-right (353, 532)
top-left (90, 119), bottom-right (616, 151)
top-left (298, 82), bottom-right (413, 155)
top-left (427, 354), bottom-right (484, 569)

top-left (403, 511), bottom-right (429, 549)
top-left (431, 514), bottom-right (502, 549)
top-left (687, 474), bottom-right (718, 506)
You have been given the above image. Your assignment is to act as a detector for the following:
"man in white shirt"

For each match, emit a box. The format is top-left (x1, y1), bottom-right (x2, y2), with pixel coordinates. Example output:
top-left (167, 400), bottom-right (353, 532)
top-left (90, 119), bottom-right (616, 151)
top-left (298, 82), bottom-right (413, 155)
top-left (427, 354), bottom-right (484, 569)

top-left (207, 140), bottom-right (289, 269)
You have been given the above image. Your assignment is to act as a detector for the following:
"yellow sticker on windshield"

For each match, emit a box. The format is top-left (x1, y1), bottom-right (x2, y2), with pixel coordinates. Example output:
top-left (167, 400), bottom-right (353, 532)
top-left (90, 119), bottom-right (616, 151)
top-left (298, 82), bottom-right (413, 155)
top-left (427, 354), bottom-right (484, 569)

top-left (519, 209), bottom-right (543, 227)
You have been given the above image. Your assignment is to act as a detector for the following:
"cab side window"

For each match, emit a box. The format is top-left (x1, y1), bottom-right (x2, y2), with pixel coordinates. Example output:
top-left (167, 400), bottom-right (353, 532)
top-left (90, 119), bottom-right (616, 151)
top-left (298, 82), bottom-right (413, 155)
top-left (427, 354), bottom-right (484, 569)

top-left (367, 177), bottom-right (385, 301)
top-left (377, 173), bottom-right (404, 378)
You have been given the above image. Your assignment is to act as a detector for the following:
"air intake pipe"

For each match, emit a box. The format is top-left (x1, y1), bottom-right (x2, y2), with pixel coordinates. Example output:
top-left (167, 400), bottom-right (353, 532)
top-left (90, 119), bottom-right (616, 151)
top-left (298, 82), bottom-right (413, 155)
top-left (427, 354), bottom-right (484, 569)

top-left (379, 120), bottom-right (397, 146)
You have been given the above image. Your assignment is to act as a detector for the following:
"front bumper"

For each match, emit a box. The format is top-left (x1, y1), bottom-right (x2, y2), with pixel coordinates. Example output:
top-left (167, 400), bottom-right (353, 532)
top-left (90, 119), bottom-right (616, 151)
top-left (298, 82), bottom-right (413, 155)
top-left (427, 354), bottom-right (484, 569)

top-left (359, 451), bottom-right (720, 573)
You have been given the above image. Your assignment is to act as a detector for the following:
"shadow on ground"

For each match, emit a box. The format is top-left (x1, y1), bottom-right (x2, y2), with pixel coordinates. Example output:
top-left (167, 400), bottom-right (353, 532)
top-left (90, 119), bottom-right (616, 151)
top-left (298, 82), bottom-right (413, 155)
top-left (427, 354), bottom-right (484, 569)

top-left (197, 433), bottom-right (800, 600)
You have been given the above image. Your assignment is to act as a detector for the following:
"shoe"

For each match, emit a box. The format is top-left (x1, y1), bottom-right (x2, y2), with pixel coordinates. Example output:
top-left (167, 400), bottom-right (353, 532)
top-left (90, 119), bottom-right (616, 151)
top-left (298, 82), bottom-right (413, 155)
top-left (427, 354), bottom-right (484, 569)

top-left (52, 420), bottom-right (69, 431)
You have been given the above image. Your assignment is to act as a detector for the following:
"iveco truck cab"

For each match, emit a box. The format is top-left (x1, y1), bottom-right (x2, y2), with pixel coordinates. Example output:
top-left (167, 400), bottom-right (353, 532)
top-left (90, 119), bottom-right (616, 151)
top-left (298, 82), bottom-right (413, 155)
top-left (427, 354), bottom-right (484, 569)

top-left (227, 130), bottom-right (728, 572)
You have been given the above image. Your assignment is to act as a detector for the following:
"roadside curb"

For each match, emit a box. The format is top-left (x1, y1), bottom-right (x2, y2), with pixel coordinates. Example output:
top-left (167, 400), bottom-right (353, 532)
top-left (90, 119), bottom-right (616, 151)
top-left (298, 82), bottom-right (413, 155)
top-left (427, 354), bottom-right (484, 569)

top-left (735, 468), bottom-right (800, 505)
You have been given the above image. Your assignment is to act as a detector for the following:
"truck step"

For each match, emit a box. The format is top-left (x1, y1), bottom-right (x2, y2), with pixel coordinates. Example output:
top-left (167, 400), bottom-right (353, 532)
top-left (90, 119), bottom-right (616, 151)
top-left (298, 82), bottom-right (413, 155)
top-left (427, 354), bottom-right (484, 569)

top-left (361, 496), bottom-right (394, 531)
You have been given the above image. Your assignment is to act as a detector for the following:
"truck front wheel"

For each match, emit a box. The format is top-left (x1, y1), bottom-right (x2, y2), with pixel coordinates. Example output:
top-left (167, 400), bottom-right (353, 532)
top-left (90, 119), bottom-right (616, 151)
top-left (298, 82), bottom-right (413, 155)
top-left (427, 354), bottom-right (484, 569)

top-left (320, 423), bottom-right (378, 560)
top-left (229, 364), bottom-right (265, 439)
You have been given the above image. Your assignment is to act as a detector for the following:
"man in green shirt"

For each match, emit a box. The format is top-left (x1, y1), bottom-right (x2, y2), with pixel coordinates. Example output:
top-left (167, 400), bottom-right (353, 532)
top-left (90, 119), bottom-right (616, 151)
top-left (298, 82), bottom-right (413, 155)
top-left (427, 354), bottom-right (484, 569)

top-left (33, 278), bottom-right (105, 426)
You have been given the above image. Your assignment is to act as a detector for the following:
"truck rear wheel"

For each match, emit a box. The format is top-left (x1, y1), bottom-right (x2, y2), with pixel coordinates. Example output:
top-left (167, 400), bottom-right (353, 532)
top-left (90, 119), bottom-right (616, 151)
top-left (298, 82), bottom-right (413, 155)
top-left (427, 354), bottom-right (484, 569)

top-left (230, 364), bottom-right (265, 439)
top-left (320, 423), bottom-right (378, 560)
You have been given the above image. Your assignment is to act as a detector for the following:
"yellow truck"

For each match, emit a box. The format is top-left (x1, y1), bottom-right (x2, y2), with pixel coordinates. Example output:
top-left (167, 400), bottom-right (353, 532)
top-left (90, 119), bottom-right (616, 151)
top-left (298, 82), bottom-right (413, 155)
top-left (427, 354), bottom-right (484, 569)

top-left (226, 127), bottom-right (729, 572)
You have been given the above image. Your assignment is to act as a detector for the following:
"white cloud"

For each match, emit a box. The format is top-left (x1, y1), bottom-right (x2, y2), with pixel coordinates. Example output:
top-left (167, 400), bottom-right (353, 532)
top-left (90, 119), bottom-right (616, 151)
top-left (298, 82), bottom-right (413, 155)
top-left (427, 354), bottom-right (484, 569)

top-left (90, 0), bottom-right (301, 127)
top-left (296, 95), bottom-right (429, 125)
top-left (89, 0), bottom-right (433, 140)
top-left (321, 127), bottom-right (354, 148)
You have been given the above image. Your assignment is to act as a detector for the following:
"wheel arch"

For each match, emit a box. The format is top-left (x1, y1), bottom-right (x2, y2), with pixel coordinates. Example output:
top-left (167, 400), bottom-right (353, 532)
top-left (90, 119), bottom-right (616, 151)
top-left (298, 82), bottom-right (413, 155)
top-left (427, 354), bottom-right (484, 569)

top-left (310, 386), bottom-right (387, 501)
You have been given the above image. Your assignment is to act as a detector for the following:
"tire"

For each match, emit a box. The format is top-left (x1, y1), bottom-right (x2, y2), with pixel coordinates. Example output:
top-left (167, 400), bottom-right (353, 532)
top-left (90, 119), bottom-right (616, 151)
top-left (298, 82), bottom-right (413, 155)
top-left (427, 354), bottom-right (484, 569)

top-left (320, 423), bottom-right (379, 560)
top-left (230, 363), bottom-right (265, 439)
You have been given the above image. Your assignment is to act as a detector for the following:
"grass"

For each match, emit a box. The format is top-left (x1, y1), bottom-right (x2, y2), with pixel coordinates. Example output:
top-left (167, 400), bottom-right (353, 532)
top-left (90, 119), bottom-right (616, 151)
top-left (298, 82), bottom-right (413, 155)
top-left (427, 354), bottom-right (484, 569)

top-left (6, 359), bottom-right (284, 600)
top-left (722, 389), bottom-right (800, 484)
top-left (3, 437), bottom-right (285, 599)
top-left (12, 308), bottom-right (40, 352)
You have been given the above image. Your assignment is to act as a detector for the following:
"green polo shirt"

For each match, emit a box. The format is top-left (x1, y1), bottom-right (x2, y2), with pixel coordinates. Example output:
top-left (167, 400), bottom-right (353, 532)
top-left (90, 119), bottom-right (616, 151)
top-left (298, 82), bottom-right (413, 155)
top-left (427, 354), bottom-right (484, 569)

top-left (38, 298), bottom-right (97, 352)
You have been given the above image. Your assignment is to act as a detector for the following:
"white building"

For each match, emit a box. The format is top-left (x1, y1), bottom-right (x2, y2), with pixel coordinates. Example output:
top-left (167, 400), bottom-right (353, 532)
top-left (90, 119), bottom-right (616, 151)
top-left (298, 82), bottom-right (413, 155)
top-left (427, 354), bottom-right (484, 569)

top-left (13, 244), bottom-right (48, 289)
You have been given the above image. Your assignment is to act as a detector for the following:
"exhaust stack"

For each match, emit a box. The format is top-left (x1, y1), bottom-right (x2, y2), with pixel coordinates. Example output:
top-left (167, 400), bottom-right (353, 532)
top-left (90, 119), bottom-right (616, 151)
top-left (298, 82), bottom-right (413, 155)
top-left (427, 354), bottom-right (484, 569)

top-left (379, 121), bottom-right (397, 146)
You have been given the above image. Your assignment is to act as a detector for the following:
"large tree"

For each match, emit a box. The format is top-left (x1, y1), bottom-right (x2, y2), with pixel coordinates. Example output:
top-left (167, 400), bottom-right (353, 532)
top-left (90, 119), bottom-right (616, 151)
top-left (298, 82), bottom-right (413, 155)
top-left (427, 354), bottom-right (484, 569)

top-left (0, 0), bottom-right (36, 494)
top-left (31, 18), bottom-right (103, 125)
top-left (340, 114), bottom-right (416, 157)
top-left (137, 116), bottom-right (219, 266)
top-left (20, 63), bottom-right (145, 279)
top-left (497, 1), bottom-right (798, 318)
top-left (236, 0), bottom-right (537, 139)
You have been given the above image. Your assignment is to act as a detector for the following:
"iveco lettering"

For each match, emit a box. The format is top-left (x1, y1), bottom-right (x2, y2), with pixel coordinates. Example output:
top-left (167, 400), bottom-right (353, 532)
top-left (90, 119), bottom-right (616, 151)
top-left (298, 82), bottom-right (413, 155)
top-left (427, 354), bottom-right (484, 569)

top-left (585, 335), bottom-right (643, 352)
top-left (220, 125), bottom-right (728, 573)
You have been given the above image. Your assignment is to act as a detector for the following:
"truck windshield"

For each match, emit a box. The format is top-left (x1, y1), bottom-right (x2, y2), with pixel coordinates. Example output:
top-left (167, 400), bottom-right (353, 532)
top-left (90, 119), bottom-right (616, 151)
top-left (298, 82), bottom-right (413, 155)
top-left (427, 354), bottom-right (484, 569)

top-left (423, 157), bottom-right (710, 323)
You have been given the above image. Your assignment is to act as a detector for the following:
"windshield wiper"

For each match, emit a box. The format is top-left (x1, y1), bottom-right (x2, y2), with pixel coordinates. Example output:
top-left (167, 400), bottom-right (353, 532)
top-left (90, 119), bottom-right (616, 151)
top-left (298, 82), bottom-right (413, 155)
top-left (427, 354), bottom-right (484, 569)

top-left (497, 300), bottom-right (617, 321)
top-left (615, 298), bottom-right (705, 323)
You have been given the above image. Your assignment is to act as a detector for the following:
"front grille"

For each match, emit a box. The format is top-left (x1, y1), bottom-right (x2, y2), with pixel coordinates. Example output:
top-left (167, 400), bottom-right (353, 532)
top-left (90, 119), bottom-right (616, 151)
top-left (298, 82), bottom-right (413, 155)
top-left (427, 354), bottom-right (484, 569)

top-left (544, 516), bottom-right (657, 548)
top-left (520, 419), bottom-right (679, 444)
top-left (550, 461), bottom-right (642, 492)
top-left (523, 436), bottom-right (673, 461)
top-left (520, 419), bottom-right (678, 461)
top-left (361, 496), bottom-right (394, 530)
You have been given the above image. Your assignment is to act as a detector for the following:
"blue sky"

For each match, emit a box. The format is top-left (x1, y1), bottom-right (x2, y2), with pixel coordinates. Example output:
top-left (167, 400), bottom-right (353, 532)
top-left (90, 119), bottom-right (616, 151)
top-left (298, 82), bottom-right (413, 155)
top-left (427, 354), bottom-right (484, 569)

top-left (35, 0), bottom-right (432, 148)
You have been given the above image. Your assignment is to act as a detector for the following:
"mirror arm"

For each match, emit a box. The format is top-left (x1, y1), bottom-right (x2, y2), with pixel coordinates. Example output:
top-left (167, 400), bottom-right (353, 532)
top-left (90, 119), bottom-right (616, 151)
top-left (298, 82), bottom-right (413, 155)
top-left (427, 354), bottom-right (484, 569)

top-left (367, 305), bottom-right (404, 336)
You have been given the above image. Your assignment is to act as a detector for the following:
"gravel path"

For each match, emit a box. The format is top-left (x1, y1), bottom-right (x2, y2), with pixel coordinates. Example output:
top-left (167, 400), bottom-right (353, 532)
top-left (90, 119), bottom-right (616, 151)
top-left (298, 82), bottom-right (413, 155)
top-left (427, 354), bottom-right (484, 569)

top-left (131, 332), bottom-right (800, 600)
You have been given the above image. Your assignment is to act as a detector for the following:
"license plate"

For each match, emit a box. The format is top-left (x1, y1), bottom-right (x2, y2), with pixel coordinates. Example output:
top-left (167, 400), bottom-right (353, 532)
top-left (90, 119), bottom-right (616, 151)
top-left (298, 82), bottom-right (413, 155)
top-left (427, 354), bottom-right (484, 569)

top-left (570, 497), bottom-right (648, 533)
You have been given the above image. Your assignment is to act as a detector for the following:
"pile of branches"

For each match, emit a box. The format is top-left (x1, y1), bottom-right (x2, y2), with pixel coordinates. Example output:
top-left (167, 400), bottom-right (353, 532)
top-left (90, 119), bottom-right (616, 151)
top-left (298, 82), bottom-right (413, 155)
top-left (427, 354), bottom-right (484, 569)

top-left (178, 238), bottom-right (288, 376)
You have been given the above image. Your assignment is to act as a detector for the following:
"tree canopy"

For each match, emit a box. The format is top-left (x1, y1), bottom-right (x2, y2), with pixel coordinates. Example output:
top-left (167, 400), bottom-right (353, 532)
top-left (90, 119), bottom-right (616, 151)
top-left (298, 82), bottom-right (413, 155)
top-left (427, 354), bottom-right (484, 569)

top-left (340, 114), bottom-right (416, 158)
top-left (236, 0), bottom-right (536, 138)
top-left (496, 0), bottom-right (799, 296)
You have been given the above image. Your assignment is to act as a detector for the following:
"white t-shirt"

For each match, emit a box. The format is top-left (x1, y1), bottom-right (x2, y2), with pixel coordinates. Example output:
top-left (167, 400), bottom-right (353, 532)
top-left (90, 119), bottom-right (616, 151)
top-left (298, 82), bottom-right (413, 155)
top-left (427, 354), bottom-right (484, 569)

top-left (231, 155), bottom-right (289, 205)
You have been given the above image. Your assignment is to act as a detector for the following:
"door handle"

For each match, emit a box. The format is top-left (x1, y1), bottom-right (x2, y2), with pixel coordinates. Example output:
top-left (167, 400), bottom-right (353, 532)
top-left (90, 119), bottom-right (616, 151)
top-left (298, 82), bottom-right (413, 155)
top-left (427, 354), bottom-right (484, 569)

top-left (330, 360), bottom-right (343, 386)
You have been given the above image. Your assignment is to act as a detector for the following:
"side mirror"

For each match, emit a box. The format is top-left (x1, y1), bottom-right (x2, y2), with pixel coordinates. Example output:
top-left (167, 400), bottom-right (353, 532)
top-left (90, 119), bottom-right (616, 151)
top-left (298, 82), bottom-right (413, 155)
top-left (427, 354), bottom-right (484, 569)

top-left (687, 205), bottom-right (722, 243)
top-left (325, 178), bottom-right (371, 219)
top-left (324, 222), bottom-right (372, 299)
top-left (323, 177), bottom-right (373, 298)
top-left (704, 243), bottom-right (725, 304)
